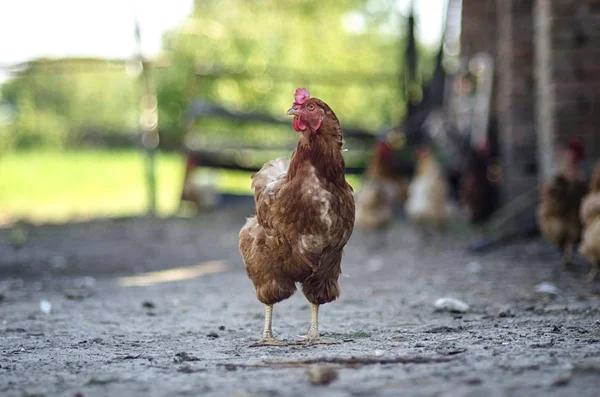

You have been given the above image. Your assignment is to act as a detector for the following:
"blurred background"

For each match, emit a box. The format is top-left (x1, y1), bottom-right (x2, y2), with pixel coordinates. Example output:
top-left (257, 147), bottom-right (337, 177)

top-left (1, 0), bottom-right (599, 239)
top-left (0, 0), bottom-right (451, 224)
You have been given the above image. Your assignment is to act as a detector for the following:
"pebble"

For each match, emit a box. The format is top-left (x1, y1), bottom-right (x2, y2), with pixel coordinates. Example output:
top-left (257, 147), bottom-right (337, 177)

top-left (434, 298), bottom-right (470, 313)
top-left (39, 300), bottom-right (52, 314)
top-left (142, 301), bottom-right (156, 309)
top-left (535, 282), bottom-right (561, 296)
top-left (306, 365), bottom-right (338, 386)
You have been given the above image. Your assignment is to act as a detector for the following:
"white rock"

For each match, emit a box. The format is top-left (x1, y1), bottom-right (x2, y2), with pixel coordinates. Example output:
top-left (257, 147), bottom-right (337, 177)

top-left (40, 300), bottom-right (52, 314)
top-left (535, 282), bottom-right (561, 296)
top-left (434, 297), bottom-right (470, 313)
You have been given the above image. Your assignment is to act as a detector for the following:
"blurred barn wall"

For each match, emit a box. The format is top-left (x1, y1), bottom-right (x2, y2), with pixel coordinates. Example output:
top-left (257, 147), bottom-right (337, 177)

top-left (461, 0), bottom-right (600, 201)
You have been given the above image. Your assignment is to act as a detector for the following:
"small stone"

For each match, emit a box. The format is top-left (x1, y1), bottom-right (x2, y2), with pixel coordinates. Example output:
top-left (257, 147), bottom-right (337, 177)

top-left (535, 282), bottom-right (561, 296)
top-left (434, 298), bottom-right (470, 313)
top-left (40, 300), bottom-right (52, 314)
top-left (498, 305), bottom-right (513, 318)
top-left (207, 332), bottom-right (219, 339)
top-left (174, 352), bottom-right (200, 363)
top-left (553, 375), bottom-right (571, 386)
top-left (306, 365), bottom-right (338, 386)
top-left (218, 325), bottom-right (226, 331)
top-left (142, 301), bottom-right (155, 309)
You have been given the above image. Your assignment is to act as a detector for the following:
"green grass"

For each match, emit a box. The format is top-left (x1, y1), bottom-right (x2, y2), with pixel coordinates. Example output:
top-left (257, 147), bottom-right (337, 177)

top-left (0, 149), bottom-right (362, 224)
top-left (0, 149), bottom-right (184, 223)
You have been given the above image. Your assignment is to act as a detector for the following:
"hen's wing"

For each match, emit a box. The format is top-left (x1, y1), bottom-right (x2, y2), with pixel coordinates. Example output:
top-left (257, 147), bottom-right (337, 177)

top-left (239, 157), bottom-right (299, 304)
top-left (251, 157), bottom-right (290, 228)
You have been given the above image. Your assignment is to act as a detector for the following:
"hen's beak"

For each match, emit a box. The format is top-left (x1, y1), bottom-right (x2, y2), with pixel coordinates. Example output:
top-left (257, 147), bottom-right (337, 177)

top-left (286, 107), bottom-right (300, 116)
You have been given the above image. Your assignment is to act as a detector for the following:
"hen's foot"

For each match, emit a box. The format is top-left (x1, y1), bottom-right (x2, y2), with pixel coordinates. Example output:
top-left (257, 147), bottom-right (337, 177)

top-left (561, 262), bottom-right (578, 272)
top-left (300, 336), bottom-right (340, 345)
top-left (298, 326), bottom-right (340, 345)
top-left (586, 263), bottom-right (599, 283)
top-left (249, 337), bottom-right (290, 347)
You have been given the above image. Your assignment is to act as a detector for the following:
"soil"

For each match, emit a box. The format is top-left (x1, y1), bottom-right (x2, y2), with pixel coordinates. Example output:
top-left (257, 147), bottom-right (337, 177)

top-left (1, 199), bottom-right (600, 397)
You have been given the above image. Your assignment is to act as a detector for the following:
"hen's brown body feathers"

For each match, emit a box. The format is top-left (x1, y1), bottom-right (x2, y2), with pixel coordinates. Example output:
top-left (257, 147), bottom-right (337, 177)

top-left (239, 96), bottom-right (354, 345)
top-left (579, 164), bottom-right (600, 281)
top-left (538, 175), bottom-right (588, 246)
top-left (538, 166), bottom-right (589, 271)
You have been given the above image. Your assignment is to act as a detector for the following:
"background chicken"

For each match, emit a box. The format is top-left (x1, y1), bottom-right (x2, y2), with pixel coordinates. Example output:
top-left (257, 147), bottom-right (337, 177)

top-left (180, 157), bottom-right (221, 212)
top-left (405, 147), bottom-right (453, 233)
top-left (579, 163), bottom-right (600, 281)
top-left (537, 139), bottom-right (589, 272)
top-left (457, 137), bottom-right (501, 224)
top-left (354, 133), bottom-right (412, 232)
top-left (239, 88), bottom-right (355, 346)
top-left (355, 177), bottom-right (395, 232)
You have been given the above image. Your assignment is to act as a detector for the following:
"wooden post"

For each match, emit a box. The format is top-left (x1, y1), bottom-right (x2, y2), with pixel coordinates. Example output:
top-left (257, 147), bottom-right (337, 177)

top-left (134, 19), bottom-right (159, 216)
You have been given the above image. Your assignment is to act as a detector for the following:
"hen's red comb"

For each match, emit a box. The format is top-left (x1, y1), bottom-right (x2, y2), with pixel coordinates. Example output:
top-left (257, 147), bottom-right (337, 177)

top-left (293, 87), bottom-right (310, 109)
top-left (568, 138), bottom-right (585, 159)
top-left (416, 147), bottom-right (429, 158)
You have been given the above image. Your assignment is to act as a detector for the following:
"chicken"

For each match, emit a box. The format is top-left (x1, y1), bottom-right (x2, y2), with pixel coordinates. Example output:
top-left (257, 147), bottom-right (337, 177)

top-left (458, 141), bottom-right (501, 224)
top-left (180, 157), bottom-right (221, 211)
top-left (579, 163), bottom-right (600, 281)
top-left (537, 139), bottom-right (589, 271)
top-left (355, 177), bottom-right (395, 231)
top-left (405, 147), bottom-right (452, 232)
top-left (239, 88), bottom-right (355, 346)
top-left (355, 139), bottom-right (410, 231)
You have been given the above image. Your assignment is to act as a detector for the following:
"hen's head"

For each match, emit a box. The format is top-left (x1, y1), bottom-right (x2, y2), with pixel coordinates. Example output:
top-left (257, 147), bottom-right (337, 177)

top-left (286, 88), bottom-right (340, 136)
top-left (566, 138), bottom-right (585, 163)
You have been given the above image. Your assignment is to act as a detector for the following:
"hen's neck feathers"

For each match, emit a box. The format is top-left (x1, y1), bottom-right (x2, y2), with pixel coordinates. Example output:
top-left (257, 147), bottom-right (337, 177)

top-left (287, 124), bottom-right (346, 184)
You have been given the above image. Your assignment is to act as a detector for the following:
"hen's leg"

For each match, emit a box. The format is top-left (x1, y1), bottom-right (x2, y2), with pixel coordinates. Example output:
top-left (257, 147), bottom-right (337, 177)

top-left (586, 261), bottom-right (599, 282)
top-left (250, 304), bottom-right (288, 347)
top-left (300, 304), bottom-right (339, 345)
top-left (561, 243), bottom-right (574, 270)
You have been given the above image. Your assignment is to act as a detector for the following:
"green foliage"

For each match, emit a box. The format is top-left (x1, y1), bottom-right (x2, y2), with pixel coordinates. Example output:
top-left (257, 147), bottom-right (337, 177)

top-left (155, 0), bottom-right (409, 146)
top-left (0, 0), bottom-right (440, 151)
top-left (0, 149), bottom-right (183, 222)
top-left (1, 59), bottom-right (138, 150)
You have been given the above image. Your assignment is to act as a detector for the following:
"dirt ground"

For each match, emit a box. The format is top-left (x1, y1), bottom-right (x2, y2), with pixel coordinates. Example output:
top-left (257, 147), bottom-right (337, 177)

top-left (1, 199), bottom-right (600, 397)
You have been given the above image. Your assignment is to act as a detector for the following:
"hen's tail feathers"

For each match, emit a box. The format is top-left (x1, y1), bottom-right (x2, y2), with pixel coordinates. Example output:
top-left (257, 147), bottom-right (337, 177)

top-left (251, 157), bottom-right (290, 197)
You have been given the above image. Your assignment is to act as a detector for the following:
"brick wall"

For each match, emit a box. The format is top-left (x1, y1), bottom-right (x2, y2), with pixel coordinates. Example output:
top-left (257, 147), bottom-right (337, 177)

top-left (460, 0), bottom-right (497, 59)
top-left (495, 0), bottom-right (538, 200)
top-left (461, 0), bottom-right (600, 203)
top-left (535, 0), bottom-right (600, 178)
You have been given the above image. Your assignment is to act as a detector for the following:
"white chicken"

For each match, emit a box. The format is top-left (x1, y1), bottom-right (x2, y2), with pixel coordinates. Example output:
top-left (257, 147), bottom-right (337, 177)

top-left (405, 147), bottom-right (454, 232)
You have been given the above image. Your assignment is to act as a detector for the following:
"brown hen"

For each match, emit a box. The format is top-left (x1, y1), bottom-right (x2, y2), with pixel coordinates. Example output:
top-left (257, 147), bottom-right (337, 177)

top-left (537, 139), bottom-right (589, 271)
top-left (239, 88), bottom-right (355, 346)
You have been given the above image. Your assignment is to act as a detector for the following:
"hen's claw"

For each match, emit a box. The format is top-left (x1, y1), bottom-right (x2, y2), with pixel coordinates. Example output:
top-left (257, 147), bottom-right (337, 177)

top-left (299, 336), bottom-right (340, 345)
top-left (250, 337), bottom-right (291, 347)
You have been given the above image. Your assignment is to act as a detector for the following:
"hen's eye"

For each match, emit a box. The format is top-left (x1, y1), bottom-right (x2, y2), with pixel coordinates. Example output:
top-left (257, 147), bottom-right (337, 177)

top-left (307, 104), bottom-right (315, 111)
